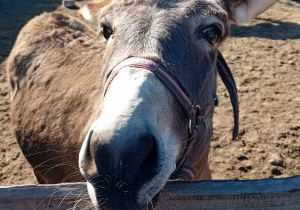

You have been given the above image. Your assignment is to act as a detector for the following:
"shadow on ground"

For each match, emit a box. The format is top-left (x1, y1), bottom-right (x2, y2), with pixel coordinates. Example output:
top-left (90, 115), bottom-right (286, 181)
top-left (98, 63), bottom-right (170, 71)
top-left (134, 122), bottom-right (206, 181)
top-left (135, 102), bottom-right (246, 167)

top-left (0, 0), bottom-right (61, 62)
top-left (231, 19), bottom-right (300, 40)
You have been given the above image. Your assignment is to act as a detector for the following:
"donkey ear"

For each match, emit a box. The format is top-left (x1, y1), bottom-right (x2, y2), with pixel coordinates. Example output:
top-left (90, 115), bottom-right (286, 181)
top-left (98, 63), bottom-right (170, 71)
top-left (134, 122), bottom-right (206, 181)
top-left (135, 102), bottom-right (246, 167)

top-left (80, 1), bottom-right (111, 21)
top-left (225, 0), bottom-right (278, 25)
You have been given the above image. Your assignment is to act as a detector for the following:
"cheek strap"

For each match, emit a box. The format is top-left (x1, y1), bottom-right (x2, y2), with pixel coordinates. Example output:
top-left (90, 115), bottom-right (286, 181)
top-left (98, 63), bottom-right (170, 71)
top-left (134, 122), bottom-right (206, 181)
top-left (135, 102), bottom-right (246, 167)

top-left (171, 52), bottom-right (239, 181)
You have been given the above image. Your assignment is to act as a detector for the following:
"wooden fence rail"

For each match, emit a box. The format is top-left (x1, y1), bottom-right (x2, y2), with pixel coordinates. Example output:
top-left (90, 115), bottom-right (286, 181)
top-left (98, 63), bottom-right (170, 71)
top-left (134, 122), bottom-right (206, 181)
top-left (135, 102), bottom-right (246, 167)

top-left (0, 176), bottom-right (299, 210)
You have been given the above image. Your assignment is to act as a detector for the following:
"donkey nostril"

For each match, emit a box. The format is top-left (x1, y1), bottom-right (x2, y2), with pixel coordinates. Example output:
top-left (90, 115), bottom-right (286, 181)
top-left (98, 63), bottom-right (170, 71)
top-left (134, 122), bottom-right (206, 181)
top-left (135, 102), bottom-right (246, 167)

top-left (139, 135), bottom-right (159, 184)
top-left (141, 136), bottom-right (157, 168)
top-left (80, 130), bottom-right (98, 182)
top-left (86, 130), bottom-right (94, 160)
top-left (122, 135), bottom-right (159, 186)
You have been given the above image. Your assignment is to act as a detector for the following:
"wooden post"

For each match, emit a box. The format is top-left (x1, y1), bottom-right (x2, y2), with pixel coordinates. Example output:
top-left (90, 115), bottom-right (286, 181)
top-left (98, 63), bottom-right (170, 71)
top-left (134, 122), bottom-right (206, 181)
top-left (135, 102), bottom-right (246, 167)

top-left (0, 176), bottom-right (299, 209)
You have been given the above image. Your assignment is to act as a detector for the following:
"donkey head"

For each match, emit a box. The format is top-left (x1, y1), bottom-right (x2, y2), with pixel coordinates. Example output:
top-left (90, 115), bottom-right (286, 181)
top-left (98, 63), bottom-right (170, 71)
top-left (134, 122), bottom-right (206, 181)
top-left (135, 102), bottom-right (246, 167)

top-left (78, 0), bottom-right (277, 209)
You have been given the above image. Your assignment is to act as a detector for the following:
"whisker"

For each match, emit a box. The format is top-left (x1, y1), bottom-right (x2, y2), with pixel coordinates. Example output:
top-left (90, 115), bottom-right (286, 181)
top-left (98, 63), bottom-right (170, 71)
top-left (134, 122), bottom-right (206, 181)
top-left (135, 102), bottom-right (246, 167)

top-left (71, 186), bottom-right (87, 210)
top-left (36, 163), bottom-right (77, 183)
top-left (118, 181), bottom-right (127, 189)
top-left (146, 194), bottom-right (154, 210)
top-left (33, 154), bottom-right (78, 170)
top-left (58, 189), bottom-right (76, 208)
top-left (35, 163), bottom-right (78, 176)
top-left (25, 149), bottom-right (81, 157)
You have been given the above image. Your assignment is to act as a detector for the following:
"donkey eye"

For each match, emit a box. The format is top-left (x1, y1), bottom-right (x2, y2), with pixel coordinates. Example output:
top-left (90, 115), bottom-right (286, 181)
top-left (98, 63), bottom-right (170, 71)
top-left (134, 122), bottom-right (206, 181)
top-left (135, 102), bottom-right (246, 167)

top-left (202, 26), bottom-right (221, 44)
top-left (101, 25), bottom-right (113, 40)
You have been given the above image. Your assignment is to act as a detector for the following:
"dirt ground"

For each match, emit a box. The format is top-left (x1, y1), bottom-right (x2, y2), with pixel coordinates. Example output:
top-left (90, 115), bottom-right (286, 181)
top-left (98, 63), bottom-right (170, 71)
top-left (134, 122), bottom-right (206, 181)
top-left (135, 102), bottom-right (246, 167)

top-left (0, 0), bottom-right (299, 186)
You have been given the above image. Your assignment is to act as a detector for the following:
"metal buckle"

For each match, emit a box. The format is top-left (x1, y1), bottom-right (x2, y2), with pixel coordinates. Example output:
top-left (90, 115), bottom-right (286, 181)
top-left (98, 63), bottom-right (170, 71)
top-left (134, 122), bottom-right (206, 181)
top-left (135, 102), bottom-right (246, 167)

top-left (195, 105), bottom-right (201, 129)
top-left (189, 105), bottom-right (201, 134)
top-left (195, 105), bottom-right (201, 112)
top-left (188, 119), bottom-right (192, 135)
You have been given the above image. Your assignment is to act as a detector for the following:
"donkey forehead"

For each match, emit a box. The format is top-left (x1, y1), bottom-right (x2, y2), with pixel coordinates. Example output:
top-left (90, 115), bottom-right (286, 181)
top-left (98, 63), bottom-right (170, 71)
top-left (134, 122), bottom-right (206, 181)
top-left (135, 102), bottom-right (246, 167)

top-left (102, 0), bottom-right (227, 22)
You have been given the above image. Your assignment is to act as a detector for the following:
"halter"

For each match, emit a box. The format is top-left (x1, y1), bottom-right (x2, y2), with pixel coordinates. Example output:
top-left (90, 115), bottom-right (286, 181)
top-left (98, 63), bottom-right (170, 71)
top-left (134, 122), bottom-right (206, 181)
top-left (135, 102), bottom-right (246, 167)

top-left (103, 52), bottom-right (239, 181)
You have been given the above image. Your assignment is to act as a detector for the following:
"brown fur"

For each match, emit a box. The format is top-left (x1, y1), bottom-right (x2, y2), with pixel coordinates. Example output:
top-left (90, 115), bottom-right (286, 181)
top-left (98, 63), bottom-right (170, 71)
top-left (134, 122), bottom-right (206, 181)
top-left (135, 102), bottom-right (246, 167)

top-left (87, 0), bottom-right (111, 15)
top-left (7, 12), bottom-right (106, 183)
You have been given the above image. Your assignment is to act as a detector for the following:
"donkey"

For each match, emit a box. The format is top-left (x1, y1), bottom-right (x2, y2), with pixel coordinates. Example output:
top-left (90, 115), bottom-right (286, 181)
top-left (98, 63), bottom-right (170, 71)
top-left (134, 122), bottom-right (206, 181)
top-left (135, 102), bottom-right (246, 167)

top-left (7, 0), bottom-right (278, 209)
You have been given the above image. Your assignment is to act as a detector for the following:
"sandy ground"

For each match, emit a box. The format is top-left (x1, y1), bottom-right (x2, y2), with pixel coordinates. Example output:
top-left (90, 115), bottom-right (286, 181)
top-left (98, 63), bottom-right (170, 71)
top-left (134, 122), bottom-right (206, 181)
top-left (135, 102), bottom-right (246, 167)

top-left (0, 0), bottom-right (299, 186)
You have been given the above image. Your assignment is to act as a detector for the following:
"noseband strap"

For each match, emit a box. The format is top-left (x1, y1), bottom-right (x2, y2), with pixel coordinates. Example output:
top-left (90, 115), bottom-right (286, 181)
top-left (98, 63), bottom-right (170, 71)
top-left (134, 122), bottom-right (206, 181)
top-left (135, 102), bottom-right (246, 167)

top-left (104, 58), bottom-right (200, 122)
top-left (104, 53), bottom-right (239, 181)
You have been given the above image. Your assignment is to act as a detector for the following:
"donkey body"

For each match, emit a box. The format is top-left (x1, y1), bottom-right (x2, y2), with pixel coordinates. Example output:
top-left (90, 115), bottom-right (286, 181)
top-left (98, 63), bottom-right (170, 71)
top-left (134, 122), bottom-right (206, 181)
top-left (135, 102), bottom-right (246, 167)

top-left (7, 0), bottom-right (277, 209)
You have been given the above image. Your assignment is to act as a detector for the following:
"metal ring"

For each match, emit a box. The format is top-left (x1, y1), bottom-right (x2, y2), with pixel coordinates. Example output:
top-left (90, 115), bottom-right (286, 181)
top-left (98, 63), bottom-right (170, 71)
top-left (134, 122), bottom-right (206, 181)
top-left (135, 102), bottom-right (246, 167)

top-left (214, 95), bottom-right (220, 107)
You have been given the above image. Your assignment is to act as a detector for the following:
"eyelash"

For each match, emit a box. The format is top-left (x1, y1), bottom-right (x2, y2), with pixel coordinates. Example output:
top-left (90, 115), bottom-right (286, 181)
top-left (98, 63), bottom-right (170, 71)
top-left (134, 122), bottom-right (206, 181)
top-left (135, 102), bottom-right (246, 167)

top-left (100, 20), bottom-right (114, 40)
top-left (197, 24), bottom-right (222, 45)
